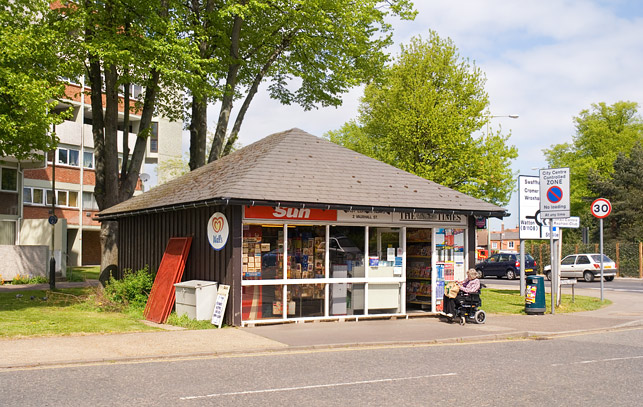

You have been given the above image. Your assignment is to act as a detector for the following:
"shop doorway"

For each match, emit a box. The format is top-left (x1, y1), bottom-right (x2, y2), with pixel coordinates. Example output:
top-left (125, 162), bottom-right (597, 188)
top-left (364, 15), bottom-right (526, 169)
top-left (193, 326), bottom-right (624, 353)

top-left (368, 228), bottom-right (402, 314)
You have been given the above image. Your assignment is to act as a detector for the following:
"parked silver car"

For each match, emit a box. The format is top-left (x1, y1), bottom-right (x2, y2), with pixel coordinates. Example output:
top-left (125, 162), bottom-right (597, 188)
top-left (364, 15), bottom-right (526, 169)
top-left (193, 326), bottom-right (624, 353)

top-left (544, 253), bottom-right (617, 282)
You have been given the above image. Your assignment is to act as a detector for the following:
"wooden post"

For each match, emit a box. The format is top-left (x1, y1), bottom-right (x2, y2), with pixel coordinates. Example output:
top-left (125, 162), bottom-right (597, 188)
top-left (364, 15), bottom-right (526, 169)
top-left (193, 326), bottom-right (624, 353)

top-left (575, 244), bottom-right (578, 254)
top-left (539, 243), bottom-right (544, 274)
top-left (595, 243), bottom-right (599, 252)
top-left (639, 242), bottom-right (642, 279)
top-left (616, 242), bottom-right (620, 277)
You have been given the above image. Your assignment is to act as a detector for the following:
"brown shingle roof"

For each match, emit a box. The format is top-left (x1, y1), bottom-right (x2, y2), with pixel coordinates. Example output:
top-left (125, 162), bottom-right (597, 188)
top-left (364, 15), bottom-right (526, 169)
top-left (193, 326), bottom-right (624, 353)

top-left (99, 128), bottom-right (507, 218)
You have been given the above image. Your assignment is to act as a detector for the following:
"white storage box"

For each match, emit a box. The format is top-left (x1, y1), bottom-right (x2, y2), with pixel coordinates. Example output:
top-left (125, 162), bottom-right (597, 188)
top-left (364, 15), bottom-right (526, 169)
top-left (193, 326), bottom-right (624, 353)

top-left (174, 280), bottom-right (218, 320)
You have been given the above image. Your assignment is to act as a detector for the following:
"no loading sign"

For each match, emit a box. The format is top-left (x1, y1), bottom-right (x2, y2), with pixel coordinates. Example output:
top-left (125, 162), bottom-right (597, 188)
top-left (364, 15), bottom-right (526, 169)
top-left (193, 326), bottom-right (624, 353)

top-left (539, 168), bottom-right (570, 219)
top-left (546, 185), bottom-right (563, 203)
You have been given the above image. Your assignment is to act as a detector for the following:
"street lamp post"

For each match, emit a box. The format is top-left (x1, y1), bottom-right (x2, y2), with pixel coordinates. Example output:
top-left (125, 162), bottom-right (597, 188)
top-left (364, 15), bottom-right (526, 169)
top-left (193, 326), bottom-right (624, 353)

top-left (485, 114), bottom-right (519, 257)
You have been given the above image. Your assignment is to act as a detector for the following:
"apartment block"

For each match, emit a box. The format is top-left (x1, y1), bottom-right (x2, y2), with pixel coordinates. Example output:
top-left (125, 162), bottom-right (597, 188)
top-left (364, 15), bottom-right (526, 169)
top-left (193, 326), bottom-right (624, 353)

top-left (1, 82), bottom-right (183, 271)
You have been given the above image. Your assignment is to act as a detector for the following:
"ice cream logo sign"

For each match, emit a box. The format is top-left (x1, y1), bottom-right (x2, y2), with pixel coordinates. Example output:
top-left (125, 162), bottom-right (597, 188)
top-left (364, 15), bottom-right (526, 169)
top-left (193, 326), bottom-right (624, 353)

top-left (207, 212), bottom-right (229, 250)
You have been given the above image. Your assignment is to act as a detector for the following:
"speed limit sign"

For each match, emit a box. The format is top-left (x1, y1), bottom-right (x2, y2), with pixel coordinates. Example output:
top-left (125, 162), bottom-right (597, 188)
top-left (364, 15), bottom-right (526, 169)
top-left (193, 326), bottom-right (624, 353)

top-left (591, 198), bottom-right (611, 218)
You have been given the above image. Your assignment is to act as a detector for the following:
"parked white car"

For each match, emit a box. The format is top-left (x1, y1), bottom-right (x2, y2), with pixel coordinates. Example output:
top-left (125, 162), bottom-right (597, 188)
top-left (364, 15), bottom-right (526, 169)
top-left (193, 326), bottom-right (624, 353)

top-left (544, 253), bottom-right (617, 282)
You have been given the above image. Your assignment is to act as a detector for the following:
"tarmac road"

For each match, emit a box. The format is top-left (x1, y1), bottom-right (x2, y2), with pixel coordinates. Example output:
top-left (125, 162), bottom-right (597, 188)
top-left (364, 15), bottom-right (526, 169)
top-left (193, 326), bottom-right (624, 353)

top-left (481, 276), bottom-right (643, 294)
top-left (2, 327), bottom-right (642, 406)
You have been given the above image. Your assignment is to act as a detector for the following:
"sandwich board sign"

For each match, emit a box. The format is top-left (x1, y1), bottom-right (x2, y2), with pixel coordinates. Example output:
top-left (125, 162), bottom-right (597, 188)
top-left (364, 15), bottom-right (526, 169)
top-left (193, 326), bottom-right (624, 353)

top-left (539, 168), bottom-right (570, 219)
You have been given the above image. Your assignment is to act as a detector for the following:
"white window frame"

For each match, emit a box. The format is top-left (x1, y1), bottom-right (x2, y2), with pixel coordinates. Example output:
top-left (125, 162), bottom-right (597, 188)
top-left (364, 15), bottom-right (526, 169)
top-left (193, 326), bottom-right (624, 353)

top-left (52, 147), bottom-right (81, 167)
top-left (23, 187), bottom-right (78, 208)
top-left (508, 241), bottom-right (515, 249)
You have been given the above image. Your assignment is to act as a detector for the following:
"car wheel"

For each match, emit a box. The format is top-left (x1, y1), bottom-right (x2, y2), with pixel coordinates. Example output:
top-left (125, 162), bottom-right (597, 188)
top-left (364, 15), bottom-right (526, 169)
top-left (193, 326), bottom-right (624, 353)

top-left (605, 276), bottom-right (615, 282)
top-left (506, 269), bottom-right (516, 280)
top-left (474, 310), bottom-right (486, 324)
top-left (545, 271), bottom-right (552, 281)
top-left (583, 271), bottom-right (595, 282)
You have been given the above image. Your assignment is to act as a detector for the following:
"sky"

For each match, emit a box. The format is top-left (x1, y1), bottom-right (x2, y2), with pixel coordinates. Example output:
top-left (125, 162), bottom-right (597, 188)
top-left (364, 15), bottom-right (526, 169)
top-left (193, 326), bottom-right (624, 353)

top-left (185, 0), bottom-right (643, 231)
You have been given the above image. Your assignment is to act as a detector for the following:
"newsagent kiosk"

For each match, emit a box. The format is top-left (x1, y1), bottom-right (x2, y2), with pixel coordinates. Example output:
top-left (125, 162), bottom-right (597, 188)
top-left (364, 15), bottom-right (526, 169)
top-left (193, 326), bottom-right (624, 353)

top-left (98, 129), bottom-right (507, 326)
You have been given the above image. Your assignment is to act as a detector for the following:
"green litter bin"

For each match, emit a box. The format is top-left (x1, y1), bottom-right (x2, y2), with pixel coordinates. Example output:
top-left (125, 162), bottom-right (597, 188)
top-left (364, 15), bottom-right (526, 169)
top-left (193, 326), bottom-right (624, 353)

top-left (525, 275), bottom-right (545, 314)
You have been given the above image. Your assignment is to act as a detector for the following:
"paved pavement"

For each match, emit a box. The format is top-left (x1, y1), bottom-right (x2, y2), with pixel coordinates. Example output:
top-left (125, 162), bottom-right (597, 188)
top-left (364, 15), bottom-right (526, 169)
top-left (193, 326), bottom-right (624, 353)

top-left (2, 282), bottom-right (643, 370)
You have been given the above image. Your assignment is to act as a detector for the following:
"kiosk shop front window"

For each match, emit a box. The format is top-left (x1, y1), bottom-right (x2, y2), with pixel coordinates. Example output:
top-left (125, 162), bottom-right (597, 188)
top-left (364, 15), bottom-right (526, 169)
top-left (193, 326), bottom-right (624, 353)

top-left (329, 226), bottom-right (365, 316)
top-left (242, 224), bottom-right (284, 280)
top-left (367, 228), bottom-right (402, 314)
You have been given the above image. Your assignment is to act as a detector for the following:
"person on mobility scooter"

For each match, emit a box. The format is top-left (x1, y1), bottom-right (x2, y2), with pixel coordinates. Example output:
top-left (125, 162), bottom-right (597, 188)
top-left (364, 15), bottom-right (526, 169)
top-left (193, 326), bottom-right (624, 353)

top-left (441, 268), bottom-right (486, 325)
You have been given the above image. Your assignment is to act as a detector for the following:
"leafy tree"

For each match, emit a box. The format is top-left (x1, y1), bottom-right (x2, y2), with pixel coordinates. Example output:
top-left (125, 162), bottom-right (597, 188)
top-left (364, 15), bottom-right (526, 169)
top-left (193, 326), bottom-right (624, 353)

top-left (183, 0), bottom-right (416, 168)
top-left (0, 0), bottom-right (72, 160)
top-left (588, 142), bottom-right (643, 242)
top-left (53, 1), bottom-right (195, 279)
top-left (543, 101), bottom-right (643, 217)
top-left (327, 32), bottom-right (518, 206)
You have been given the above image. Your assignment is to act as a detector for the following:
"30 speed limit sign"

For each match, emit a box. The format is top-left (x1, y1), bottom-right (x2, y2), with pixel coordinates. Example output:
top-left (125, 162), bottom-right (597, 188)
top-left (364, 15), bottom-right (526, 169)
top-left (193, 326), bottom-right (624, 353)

top-left (591, 198), bottom-right (611, 218)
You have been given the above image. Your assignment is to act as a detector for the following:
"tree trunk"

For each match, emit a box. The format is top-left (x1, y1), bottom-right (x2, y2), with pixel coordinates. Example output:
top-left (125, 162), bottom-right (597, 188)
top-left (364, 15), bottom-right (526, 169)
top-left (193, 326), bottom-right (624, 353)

top-left (189, 94), bottom-right (207, 170)
top-left (99, 220), bottom-right (119, 285)
top-left (222, 39), bottom-right (288, 155)
top-left (208, 13), bottom-right (243, 162)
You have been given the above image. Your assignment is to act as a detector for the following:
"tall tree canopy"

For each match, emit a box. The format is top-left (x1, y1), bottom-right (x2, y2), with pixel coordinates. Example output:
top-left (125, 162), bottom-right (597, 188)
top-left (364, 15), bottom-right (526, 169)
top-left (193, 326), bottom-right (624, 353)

top-left (327, 32), bottom-right (518, 206)
top-left (53, 0), bottom-right (195, 278)
top-left (588, 142), bottom-right (643, 242)
top-left (184, 0), bottom-right (416, 170)
top-left (0, 0), bottom-right (71, 160)
top-left (543, 101), bottom-right (643, 217)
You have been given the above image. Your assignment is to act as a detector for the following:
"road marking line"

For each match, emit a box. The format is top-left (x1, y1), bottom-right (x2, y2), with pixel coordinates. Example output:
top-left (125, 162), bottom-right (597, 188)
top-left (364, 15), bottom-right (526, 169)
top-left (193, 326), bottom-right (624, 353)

top-left (180, 372), bottom-right (457, 400)
top-left (551, 355), bottom-right (643, 367)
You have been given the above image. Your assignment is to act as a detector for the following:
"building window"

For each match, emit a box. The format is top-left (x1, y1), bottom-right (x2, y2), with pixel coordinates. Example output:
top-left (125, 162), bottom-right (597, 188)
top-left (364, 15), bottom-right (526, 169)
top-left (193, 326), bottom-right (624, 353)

top-left (0, 221), bottom-right (16, 245)
top-left (508, 241), bottom-right (515, 249)
top-left (82, 192), bottom-right (99, 210)
top-left (83, 151), bottom-right (94, 169)
top-left (0, 167), bottom-right (18, 192)
top-left (54, 147), bottom-right (81, 167)
top-left (23, 187), bottom-right (78, 208)
top-left (150, 122), bottom-right (158, 153)
top-left (492, 242), bottom-right (498, 249)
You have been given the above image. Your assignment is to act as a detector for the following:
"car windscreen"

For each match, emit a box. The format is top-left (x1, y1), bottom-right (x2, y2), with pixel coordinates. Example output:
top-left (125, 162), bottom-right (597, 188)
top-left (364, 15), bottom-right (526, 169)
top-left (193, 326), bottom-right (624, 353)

top-left (591, 254), bottom-right (613, 263)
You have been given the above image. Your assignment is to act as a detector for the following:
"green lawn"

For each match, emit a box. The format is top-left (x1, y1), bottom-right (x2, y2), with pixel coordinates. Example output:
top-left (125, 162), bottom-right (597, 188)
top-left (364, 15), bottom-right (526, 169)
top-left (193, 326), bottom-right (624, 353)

top-left (482, 288), bottom-right (610, 314)
top-left (0, 287), bottom-right (160, 338)
top-left (67, 266), bottom-right (101, 282)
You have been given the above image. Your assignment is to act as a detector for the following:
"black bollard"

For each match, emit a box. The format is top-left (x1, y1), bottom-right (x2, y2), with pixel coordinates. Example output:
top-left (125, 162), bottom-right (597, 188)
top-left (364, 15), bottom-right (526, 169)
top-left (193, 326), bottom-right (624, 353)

top-left (49, 257), bottom-right (56, 290)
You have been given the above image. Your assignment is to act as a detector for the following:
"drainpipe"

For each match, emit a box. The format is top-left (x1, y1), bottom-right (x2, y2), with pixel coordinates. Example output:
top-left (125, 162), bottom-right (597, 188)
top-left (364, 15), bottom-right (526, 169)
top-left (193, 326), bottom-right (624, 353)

top-left (78, 74), bottom-right (85, 267)
top-left (16, 162), bottom-right (22, 245)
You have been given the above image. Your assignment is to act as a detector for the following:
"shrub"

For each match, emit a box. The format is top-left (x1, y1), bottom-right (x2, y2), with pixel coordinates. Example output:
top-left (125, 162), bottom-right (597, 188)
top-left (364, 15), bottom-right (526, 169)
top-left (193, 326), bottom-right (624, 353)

top-left (10, 274), bottom-right (31, 285)
top-left (103, 266), bottom-right (155, 309)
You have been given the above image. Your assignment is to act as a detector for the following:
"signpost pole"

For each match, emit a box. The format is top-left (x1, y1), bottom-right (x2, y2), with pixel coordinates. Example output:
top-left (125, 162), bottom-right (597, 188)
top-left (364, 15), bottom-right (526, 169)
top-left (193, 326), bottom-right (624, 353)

top-left (600, 218), bottom-right (604, 301)
top-left (550, 220), bottom-right (555, 315)
top-left (591, 198), bottom-right (610, 302)
top-left (520, 241), bottom-right (525, 296)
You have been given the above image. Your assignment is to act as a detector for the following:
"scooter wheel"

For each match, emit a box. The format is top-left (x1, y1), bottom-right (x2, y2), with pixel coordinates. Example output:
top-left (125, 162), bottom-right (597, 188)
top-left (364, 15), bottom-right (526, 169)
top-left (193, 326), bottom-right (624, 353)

top-left (459, 316), bottom-right (466, 326)
top-left (474, 310), bottom-right (486, 324)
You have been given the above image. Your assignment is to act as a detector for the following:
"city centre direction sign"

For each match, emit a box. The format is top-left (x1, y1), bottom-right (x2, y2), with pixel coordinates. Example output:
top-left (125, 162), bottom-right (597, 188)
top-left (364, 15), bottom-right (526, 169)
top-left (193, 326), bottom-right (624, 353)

top-left (539, 168), bottom-right (570, 219)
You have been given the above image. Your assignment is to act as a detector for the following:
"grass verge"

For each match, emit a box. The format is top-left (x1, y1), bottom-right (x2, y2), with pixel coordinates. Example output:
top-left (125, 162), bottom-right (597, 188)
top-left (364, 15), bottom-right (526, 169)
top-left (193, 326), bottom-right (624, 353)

top-left (0, 287), bottom-right (160, 338)
top-left (67, 266), bottom-right (101, 282)
top-left (482, 288), bottom-right (610, 314)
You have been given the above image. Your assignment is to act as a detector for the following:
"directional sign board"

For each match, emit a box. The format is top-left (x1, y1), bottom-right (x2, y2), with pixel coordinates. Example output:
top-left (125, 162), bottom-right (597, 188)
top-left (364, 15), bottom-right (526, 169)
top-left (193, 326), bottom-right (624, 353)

top-left (539, 168), bottom-right (570, 219)
top-left (518, 175), bottom-right (560, 239)
top-left (547, 216), bottom-right (580, 228)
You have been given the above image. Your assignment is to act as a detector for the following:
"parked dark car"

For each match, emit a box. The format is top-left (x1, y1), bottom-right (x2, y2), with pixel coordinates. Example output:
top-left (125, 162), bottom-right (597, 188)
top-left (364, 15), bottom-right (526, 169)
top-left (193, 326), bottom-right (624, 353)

top-left (475, 252), bottom-right (537, 280)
